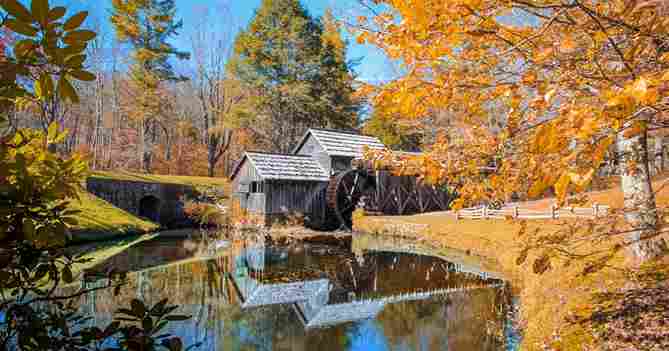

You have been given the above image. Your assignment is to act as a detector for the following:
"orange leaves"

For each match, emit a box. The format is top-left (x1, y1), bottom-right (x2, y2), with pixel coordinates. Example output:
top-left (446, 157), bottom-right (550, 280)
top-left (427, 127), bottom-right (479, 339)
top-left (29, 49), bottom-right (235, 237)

top-left (522, 71), bottom-right (538, 86)
top-left (553, 169), bottom-right (595, 204)
top-left (632, 77), bottom-right (649, 101)
top-left (630, 77), bottom-right (659, 105)
top-left (554, 173), bottom-right (571, 204)
top-left (559, 36), bottom-right (578, 54)
top-left (605, 76), bottom-right (661, 120)
top-left (577, 116), bottom-right (600, 141)
top-left (534, 47), bottom-right (554, 63)
top-left (592, 136), bottom-right (614, 169)
top-left (355, 0), bottom-right (669, 214)
top-left (544, 88), bottom-right (557, 104)
top-left (531, 122), bottom-right (565, 154)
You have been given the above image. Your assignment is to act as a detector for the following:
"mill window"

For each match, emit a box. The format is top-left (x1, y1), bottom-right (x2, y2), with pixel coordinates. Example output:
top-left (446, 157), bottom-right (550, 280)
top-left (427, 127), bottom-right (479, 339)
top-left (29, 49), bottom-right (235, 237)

top-left (250, 181), bottom-right (264, 193)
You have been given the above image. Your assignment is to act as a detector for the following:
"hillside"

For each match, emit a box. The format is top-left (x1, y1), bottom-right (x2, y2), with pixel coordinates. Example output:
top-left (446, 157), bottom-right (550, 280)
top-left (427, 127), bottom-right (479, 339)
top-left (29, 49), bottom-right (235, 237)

top-left (67, 171), bottom-right (230, 243)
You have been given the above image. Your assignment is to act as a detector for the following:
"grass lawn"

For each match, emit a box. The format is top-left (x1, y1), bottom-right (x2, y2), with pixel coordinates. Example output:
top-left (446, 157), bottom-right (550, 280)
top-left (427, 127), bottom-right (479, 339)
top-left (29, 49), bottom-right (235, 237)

top-left (67, 190), bottom-right (159, 243)
top-left (91, 170), bottom-right (230, 190)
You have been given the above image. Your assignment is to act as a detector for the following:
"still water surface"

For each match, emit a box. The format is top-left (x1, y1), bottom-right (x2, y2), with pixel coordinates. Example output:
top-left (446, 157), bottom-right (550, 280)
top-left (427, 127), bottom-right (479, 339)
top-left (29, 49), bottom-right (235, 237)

top-left (75, 232), bottom-right (520, 350)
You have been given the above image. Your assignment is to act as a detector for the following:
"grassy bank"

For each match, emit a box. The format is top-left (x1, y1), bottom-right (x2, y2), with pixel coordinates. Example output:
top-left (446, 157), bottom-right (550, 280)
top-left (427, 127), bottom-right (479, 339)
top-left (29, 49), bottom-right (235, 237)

top-left (357, 180), bottom-right (669, 350)
top-left (357, 216), bottom-right (601, 350)
top-left (91, 171), bottom-right (230, 190)
top-left (68, 191), bottom-right (159, 243)
top-left (66, 171), bottom-right (230, 243)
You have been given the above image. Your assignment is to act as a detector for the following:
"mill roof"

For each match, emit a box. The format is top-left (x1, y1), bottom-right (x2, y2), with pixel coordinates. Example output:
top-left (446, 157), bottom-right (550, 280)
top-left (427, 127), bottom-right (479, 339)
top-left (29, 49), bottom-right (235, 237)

top-left (230, 151), bottom-right (330, 182)
top-left (241, 279), bottom-right (329, 308)
top-left (293, 128), bottom-right (386, 157)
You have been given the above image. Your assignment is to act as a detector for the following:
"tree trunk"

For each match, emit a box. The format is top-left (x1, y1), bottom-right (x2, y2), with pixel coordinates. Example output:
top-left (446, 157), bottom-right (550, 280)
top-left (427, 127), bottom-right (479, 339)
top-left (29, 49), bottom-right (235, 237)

top-left (208, 134), bottom-right (217, 178)
top-left (617, 123), bottom-right (668, 260)
top-left (139, 119), bottom-right (154, 173)
top-left (654, 135), bottom-right (664, 175)
top-left (92, 71), bottom-right (104, 170)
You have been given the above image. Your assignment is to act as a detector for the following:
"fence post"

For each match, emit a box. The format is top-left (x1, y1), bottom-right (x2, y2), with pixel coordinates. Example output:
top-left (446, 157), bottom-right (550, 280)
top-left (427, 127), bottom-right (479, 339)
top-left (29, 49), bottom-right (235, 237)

top-left (551, 204), bottom-right (558, 219)
top-left (593, 202), bottom-right (599, 218)
top-left (482, 205), bottom-right (488, 219)
top-left (513, 206), bottom-right (519, 219)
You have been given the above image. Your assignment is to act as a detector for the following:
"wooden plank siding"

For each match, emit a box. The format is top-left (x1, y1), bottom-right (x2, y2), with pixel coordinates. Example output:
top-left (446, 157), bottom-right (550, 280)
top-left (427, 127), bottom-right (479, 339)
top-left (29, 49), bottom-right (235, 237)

top-left (295, 134), bottom-right (332, 175)
top-left (264, 180), bottom-right (329, 215)
top-left (231, 158), bottom-right (265, 215)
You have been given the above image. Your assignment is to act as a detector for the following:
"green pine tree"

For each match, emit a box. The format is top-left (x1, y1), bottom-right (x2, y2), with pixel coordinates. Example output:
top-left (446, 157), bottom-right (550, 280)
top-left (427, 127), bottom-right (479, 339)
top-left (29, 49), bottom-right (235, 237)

top-left (111, 0), bottom-right (189, 172)
top-left (229, 0), bottom-right (360, 153)
top-left (317, 9), bottom-right (361, 130)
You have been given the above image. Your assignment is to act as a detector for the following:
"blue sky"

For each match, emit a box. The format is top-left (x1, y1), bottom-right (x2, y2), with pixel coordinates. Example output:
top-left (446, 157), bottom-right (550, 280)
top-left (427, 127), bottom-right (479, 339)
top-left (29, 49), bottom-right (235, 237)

top-left (54, 0), bottom-right (397, 83)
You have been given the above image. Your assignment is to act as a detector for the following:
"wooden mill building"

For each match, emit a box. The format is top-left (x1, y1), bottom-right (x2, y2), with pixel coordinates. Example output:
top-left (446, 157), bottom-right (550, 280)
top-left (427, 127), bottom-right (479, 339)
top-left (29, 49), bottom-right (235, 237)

top-left (231, 128), bottom-right (452, 228)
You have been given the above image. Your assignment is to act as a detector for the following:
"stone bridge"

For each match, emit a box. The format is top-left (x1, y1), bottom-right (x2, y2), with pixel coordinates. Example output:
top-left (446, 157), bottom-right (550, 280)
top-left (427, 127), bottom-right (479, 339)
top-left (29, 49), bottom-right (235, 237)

top-left (86, 177), bottom-right (199, 227)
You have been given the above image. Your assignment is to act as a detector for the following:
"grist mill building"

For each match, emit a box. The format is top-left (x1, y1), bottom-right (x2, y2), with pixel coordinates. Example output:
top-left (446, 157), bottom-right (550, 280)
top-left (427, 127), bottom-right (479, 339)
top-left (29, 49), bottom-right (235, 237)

top-left (230, 128), bottom-right (452, 229)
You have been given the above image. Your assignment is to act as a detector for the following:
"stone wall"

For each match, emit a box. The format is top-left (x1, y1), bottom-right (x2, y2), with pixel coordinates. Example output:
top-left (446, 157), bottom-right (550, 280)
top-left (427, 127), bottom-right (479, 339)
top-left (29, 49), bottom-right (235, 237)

top-left (86, 178), bottom-right (198, 228)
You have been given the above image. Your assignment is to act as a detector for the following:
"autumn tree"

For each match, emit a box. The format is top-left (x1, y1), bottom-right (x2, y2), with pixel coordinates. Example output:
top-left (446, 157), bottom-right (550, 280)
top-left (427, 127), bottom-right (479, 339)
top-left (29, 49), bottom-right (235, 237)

top-left (228, 0), bottom-right (359, 153)
top-left (111, 0), bottom-right (189, 173)
top-left (356, 1), bottom-right (669, 260)
top-left (363, 109), bottom-right (421, 151)
top-left (191, 3), bottom-right (248, 177)
top-left (0, 1), bottom-right (193, 349)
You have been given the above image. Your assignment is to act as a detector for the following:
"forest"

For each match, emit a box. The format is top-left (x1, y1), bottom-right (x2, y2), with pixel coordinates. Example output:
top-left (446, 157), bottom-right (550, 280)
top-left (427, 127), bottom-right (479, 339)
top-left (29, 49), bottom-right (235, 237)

top-left (3, 0), bottom-right (363, 178)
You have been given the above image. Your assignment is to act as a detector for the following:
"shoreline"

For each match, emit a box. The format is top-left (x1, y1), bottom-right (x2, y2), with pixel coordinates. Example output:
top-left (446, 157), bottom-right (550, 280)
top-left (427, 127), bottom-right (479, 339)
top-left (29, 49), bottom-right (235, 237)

top-left (354, 214), bottom-right (615, 351)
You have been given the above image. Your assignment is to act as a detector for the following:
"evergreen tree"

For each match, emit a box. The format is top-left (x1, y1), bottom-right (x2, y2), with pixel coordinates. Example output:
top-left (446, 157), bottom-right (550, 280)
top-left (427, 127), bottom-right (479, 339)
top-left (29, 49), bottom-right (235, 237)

top-left (229, 0), bottom-right (359, 153)
top-left (318, 9), bottom-right (361, 130)
top-left (111, 0), bottom-right (189, 172)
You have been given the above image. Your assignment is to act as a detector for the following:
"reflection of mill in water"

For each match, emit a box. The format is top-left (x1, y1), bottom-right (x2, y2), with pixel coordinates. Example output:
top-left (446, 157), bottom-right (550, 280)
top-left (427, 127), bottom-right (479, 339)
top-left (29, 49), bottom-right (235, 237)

top-left (227, 241), bottom-right (505, 329)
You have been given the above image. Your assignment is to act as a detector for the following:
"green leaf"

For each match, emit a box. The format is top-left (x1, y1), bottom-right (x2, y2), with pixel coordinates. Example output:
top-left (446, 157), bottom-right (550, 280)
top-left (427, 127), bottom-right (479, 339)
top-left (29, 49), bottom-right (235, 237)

top-left (62, 266), bottom-right (74, 283)
top-left (57, 76), bottom-right (78, 104)
top-left (70, 70), bottom-right (95, 82)
top-left (1, 0), bottom-right (33, 22)
top-left (13, 39), bottom-right (38, 57)
top-left (165, 315), bottom-right (190, 322)
top-left (150, 298), bottom-right (168, 316)
top-left (47, 122), bottom-right (58, 142)
top-left (33, 264), bottom-right (50, 281)
top-left (31, 0), bottom-right (49, 26)
top-left (47, 6), bottom-right (65, 21)
top-left (34, 79), bottom-right (44, 99)
top-left (131, 299), bottom-right (147, 317)
top-left (63, 29), bottom-right (96, 43)
top-left (40, 72), bottom-right (54, 96)
top-left (22, 218), bottom-right (36, 238)
top-left (142, 316), bottom-right (153, 332)
top-left (63, 216), bottom-right (78, 226)
top-left (63, 11), bottom-right (87, 31)
top-left (60, 44), bottom-right (86, 57)
top-left (116, 308), bottom-right (137, 318)
top-left (5, 19), bottom-right (38, 36)
top-left (65, 54), bottom-right (86, 68)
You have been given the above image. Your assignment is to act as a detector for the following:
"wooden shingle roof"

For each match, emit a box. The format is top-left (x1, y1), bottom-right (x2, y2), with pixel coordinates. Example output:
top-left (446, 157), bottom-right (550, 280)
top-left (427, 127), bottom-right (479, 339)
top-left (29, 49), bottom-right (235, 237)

top-left (294, 128), bottom-right (386, 157)
top-left (232, 152), bottom-right (330, 182)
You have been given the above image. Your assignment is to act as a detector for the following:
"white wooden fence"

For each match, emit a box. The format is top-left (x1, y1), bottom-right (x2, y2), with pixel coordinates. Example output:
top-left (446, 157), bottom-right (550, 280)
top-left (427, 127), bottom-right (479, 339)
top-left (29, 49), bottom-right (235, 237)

top-left (455, 203), bottom-right (609, 220)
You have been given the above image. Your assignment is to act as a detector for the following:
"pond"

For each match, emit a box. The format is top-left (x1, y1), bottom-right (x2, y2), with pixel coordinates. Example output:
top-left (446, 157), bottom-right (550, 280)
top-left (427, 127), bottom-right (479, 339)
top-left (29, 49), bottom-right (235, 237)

top-left (73, 231), bottom-right (521, 351)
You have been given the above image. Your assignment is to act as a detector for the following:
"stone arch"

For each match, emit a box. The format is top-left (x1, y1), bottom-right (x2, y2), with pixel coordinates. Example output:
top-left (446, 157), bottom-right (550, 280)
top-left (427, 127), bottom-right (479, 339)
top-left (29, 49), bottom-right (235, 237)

top-left (139, 195), bottom-right (161, 222)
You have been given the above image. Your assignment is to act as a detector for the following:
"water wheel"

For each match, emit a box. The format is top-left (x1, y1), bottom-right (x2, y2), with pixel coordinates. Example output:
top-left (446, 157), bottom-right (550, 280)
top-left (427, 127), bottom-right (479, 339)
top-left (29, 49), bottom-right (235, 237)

top-left (326, 169), bottom-right (375, 231)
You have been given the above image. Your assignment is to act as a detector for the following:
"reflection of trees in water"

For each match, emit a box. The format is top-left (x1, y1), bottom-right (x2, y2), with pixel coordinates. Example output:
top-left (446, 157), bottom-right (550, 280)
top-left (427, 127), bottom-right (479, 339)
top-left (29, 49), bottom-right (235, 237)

top-left (70, 237), bottom-right (514, 350)
top-left (374, 289), bottom-right (509, 351)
